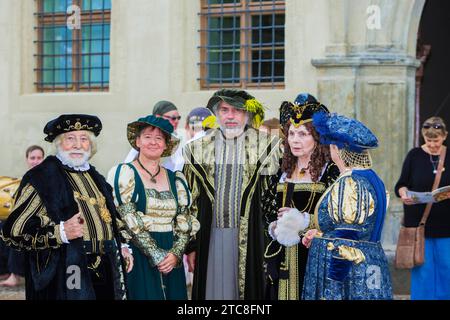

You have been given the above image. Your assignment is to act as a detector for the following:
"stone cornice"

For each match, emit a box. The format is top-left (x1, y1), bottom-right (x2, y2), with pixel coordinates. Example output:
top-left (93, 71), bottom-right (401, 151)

top-left (312, 55), bottom-right (420, 68)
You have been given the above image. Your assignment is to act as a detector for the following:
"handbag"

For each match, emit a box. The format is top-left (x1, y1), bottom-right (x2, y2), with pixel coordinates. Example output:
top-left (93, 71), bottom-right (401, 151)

top-left (394, 146), bottom-right (446, 269)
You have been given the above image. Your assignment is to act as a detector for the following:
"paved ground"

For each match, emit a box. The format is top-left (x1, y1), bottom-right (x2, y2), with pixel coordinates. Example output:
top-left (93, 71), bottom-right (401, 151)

top-left (394, 295), bottom-right (410, 300)
top-left (0, 283), bottom-right (408, 301)
top-left (0, 283), bottom-right (25, 300)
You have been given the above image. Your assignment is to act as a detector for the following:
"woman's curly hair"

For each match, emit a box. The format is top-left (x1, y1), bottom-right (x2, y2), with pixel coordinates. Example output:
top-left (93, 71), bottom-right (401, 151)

top-left (281, 121), bottom-right (330, 182)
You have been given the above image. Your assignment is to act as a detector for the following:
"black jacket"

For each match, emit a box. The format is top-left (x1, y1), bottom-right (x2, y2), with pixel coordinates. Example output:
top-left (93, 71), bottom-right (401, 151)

top-left (395, 147), bottom-right (450, 238)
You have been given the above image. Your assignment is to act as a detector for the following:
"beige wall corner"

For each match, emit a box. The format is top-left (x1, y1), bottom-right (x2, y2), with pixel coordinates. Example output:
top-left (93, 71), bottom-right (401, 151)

top-left (312, 0), bottom-right (425, 249)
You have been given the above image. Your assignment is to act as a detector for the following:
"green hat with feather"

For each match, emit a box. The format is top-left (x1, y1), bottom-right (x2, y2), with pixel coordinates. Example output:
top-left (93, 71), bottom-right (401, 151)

top-left (206, 89), bottom-right (265, 128)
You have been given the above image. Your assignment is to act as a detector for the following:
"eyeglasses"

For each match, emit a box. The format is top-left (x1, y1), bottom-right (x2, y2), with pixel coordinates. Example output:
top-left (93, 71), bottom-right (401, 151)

top-left (423, 123), bottom-right (444, 130)
top-left (163, 115), bottom-right (181, 121)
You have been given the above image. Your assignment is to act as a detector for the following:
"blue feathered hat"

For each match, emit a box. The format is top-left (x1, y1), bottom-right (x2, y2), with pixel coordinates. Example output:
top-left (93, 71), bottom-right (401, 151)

top-left (312, 112), bottom-right (378, 153)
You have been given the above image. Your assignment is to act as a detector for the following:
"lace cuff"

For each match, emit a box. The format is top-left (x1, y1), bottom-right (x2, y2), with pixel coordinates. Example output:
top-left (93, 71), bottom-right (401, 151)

top-left (169, 233), bottom-right (189, 266)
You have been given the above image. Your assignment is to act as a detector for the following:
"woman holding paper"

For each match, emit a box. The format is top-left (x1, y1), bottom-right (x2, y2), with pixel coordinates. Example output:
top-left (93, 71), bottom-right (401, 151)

top-left (395, 116), bottom-right (450, 300)
top-left (264, 94), bottom-right (339, 300)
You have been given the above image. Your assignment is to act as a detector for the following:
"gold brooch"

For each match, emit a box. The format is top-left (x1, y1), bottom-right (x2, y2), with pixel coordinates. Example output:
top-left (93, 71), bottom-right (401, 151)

top-left (100, 207), bottom-right (112, 223)
top-left (290, 117), bottom-right (302, 128)
top-left (74, 122), bottom-right (82, 130)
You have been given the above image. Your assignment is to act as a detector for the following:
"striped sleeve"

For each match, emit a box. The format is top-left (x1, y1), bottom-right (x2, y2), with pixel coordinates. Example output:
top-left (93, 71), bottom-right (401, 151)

top-left (0, 184), bottom-right (63, 250)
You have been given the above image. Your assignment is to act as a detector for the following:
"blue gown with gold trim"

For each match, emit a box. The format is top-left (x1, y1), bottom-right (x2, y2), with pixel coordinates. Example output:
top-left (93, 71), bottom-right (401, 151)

top-left (302, 170), bottom-right (393, 300)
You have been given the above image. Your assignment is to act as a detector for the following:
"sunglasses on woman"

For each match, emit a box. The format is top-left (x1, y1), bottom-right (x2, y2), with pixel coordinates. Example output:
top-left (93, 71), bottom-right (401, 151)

top-left (423, 123), bottom-right (444, 129)
top-left (163, 115), bottom-right (181, 121)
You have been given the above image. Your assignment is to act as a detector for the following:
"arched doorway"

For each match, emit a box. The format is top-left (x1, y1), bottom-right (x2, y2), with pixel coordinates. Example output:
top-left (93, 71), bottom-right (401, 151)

top-left (416, 0), bottom-right (450, 145)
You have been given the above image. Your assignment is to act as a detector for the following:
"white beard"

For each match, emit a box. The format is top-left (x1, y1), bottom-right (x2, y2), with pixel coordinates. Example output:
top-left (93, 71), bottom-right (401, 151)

top-left (56, 147), bottom-right (91, 169)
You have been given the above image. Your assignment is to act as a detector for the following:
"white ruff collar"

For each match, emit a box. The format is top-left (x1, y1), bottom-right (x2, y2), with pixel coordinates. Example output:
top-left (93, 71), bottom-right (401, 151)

top-left (56, 154), bottom-right (90, 172)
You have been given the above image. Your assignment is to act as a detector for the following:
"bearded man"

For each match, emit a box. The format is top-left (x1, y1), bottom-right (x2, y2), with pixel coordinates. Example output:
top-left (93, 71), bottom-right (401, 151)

top-left (0, 114), bottom-right (133, 300)
top-left (183, 89), bottom-right (281, 300)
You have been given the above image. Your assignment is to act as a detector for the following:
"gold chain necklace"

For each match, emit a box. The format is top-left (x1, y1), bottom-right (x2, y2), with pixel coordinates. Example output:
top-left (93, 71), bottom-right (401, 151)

top-left (297, 165), bottom-right (310, 179)
top-left (73, 191), bottom-right (112, 223)
top-left (292, 188), bottom-right (317, 213)
top-left (295, 160), bottom-right (310, 179)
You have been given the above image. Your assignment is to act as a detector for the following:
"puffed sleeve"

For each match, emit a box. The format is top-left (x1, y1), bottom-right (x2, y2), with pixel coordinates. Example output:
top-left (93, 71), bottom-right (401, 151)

top-left (107, 165), bottom-right (134, 242)
top-left (107, 165), bottom-right (136, 207)
top-left (169, 171), bottom-right (200, 263)
top-left (326, 174), bottom-right (374, 281)
top-left (0, 184), bottom-right (63, 250)
top-left (107, 164), bottom-right (168, 266)
top-left (328, 175), bottom-right (375, 227)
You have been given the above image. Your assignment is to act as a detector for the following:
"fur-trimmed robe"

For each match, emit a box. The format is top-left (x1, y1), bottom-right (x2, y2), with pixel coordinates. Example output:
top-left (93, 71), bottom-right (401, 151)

top-left (1, 156), bottom-right (127, 300)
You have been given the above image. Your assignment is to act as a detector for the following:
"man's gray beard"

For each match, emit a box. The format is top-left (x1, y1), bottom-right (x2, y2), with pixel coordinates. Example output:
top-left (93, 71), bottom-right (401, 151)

top-left (220, 125), bottom-right (245, 139)
top-left (57, 147), bottom-right (91, 167)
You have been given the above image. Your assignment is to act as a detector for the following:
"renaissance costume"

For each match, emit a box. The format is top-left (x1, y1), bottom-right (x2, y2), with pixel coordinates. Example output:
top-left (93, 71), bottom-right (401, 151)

top-left (0, 114), bottom-right (127, 300)
top-left (302, 112), bottom-right (393, 300)
top-left (108, 115), bottom-right (200, 300)
top-left (183, 89), bottom-right (281, 300)
top-left (264, 94), bottom-right (340, 300)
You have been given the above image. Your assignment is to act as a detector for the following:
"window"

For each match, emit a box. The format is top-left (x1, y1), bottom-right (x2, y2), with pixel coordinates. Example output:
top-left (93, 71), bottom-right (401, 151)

top-left (35, 0), bottom-right (111, 92)
top-left (199, 0), bottom-right (285, 89)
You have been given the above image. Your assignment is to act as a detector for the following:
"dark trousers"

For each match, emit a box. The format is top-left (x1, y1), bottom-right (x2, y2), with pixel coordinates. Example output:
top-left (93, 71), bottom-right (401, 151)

top-left (0, 236), bottom-right (9, 274)
top-left (0, 221), bottom-right (25, 276)
top-left (25, 252), bottom-right (117, 300)
top-left (87, 253), bottom-right (115, 300)
top-left (8, 250), bottom-right (25, 276)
